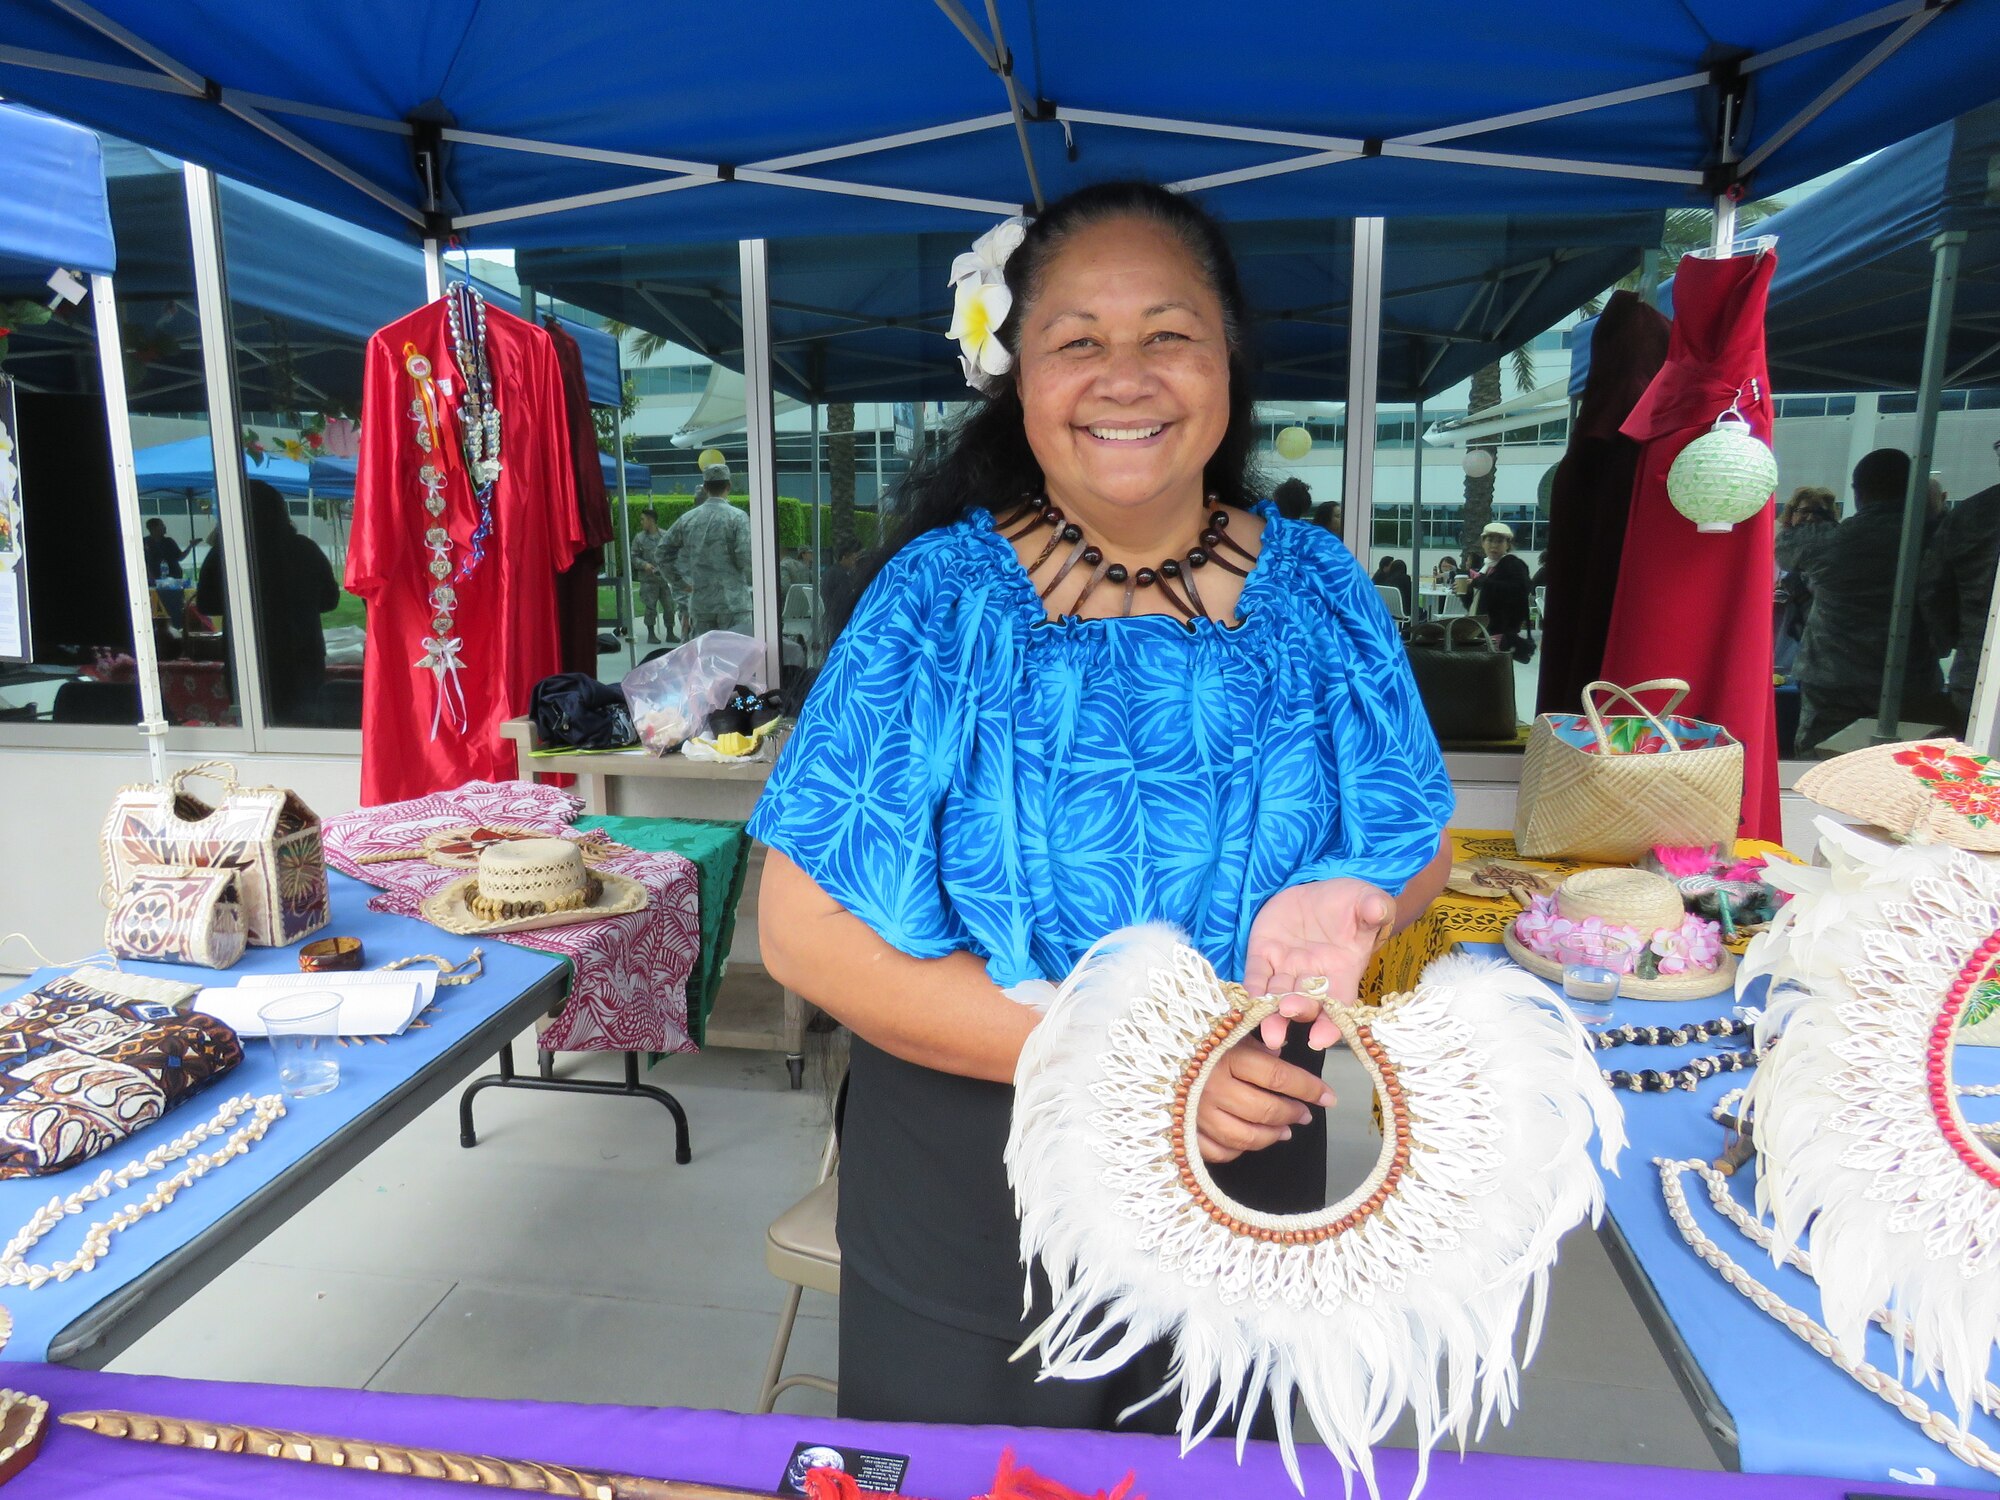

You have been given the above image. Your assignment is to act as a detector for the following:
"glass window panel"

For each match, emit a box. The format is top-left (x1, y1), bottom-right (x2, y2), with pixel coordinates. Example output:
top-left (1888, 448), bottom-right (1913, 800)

top-left (0, 134), bottom-right (246, 732)
top-left (215, 179), bottom-right (427, 729)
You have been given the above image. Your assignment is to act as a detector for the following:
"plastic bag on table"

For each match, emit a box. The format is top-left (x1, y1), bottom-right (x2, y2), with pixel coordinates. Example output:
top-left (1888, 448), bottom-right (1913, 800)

top-left (621, 631), bottom-right (766, 755)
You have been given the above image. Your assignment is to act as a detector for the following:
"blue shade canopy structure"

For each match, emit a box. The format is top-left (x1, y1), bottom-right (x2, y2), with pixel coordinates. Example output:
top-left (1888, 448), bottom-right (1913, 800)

top-left (3, 139), bottom-right (619, 412)
top-left (0, 2), bottom-right (1997, 247)
top-left (0, 100), bottom-right (113, 291)
top-left (521, 211), bottom-right (1659, 405)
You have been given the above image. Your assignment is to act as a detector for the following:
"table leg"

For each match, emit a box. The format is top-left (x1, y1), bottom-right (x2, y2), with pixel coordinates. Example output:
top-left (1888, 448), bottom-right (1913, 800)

top-left (456, 1046), bottom-right (693, 1164)
top-left (782, 986), bottom-right (806, 1091)
top-left (583, 774), bottom-right (609, 817)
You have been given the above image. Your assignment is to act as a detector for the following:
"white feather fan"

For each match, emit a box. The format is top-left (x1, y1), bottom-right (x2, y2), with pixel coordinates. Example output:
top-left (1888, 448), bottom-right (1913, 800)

top-left (1006, 925), bottom-right (1623, 1496)
top-left (1743, 817), bottom-right (2000, 1424)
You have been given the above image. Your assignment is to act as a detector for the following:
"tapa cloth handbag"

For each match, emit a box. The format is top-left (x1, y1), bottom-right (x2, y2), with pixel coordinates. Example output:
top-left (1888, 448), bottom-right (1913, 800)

top-left (105, 865), bottom-right (248, 970)
top-left (1403, 617), bottom-right (1517, 744)
top-left (100, 760), bottom-right (330, 947)
top-left (1516, 678), bottom-right (1744, 861)
top-left (0, 967), bottom-right (242, 1178)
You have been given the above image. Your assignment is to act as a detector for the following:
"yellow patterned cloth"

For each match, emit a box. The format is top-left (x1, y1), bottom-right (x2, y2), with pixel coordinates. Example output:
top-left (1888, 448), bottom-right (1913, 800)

top-left (1361, 829), bottom-right (1799, 1003)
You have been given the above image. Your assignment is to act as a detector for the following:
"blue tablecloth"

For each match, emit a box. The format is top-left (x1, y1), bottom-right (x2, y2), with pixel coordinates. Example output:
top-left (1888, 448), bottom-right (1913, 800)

top-left (0, 871), bottom-right (565, 1362)
top-left (1468, 943), bottom-right (2000, 1487)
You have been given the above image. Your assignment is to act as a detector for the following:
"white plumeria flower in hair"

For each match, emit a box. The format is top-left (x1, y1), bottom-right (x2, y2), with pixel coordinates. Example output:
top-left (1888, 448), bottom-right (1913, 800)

top-left (949, 278), bottom-right (1015, 388)
top-left (947, 214), bottom-right (1032, 393)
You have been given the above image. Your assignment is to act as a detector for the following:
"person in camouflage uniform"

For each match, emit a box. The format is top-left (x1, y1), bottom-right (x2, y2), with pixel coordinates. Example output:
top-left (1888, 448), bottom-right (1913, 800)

top-left (661, 462), bottom-right (754, 636)
top-left (629, 508), bottom-right (675, 644)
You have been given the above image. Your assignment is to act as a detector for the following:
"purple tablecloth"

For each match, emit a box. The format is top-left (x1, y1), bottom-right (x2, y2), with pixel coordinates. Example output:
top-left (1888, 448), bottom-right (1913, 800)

top-left (5, 1363), bottom-right (1991, 1500)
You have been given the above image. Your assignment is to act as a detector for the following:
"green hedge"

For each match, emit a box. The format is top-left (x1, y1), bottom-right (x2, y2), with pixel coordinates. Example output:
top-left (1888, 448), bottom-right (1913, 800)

top-left (607, 492), bottom-right (879, 560)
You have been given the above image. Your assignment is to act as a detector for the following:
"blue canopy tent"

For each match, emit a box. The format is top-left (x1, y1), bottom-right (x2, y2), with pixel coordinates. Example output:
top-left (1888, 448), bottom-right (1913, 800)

top-left (0, 101), bottom-right (113, 291)
top-left (5, 139), bottom-right (620, 414)
top-left (136, 435), bottom-right (313, 496)
top-left (523, 212), bottom-right (1658, 407)
top-left (2, 3), bottom-right (1998, 245)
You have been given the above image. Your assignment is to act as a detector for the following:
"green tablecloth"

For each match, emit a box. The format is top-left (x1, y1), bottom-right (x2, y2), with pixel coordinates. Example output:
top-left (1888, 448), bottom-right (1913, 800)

top-left (575, 815), bottom-right (750, 1048)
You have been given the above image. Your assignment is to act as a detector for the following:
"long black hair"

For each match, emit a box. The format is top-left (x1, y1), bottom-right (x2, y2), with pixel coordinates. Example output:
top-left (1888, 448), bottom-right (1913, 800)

top-left (827, 181), bottom-right (1264, 636)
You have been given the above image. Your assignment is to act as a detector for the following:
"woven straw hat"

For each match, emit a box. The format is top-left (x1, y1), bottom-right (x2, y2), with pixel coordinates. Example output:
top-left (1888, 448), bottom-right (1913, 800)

top-left (421, 838), bottom-right (646, 936)
top-left (1795, 739), bottom-right (2000, 853)
top-left (1504, 866), bottom-right (1738, 1002)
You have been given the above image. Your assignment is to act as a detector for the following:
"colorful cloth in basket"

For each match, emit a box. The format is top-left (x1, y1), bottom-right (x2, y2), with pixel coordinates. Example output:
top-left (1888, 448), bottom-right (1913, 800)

top-left (324, 782), bottom-right (703, 1053)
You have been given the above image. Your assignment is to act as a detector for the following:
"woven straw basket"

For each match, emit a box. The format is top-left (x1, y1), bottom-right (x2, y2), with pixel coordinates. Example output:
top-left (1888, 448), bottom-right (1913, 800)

top-left (1516, 679), bottom-right (1743, 862)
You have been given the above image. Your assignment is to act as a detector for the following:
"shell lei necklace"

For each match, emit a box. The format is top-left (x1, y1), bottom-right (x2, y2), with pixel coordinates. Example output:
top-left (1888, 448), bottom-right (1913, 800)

top-left (996, 495), bottom-right (1258, 622)
top-left (0, 1094), bottom-right (284, 1289)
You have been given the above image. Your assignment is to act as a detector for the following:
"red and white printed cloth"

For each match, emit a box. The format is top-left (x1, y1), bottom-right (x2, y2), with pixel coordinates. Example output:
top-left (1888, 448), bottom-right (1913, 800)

top-left (324, 781), bottom-right (703, 1053)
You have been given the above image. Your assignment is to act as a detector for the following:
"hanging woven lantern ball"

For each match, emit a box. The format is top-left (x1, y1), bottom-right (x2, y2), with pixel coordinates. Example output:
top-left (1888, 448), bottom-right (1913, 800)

top-left (1666, 414), bottom-right (1777, 533)
top-left (697, 448), bottom-right (727, 473)
top-left (1274, 424), bottom-right (1313, 461)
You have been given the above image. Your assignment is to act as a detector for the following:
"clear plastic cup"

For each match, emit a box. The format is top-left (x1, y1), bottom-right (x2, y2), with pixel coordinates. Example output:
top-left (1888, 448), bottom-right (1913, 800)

top-left (258, 991), bottom-right (342, 1099)
top-left (1555, 932), bottom-right (1633, 1020)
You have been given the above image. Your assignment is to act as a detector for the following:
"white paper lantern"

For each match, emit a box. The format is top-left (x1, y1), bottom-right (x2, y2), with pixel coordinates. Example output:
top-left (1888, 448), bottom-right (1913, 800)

top-left (1275, 424), bottom-right (1313, 461)
top-left (1666, 413), bottom-right (1777, 533)
top-left (1461, 447), bottom-right (1495, 479)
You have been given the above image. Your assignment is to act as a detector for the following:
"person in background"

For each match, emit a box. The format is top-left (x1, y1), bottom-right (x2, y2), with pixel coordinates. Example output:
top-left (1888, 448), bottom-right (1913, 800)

top-left (1311, 498), bottom-right (1344, 536)
top-left (1464, 520), bottom-right (1533, 659)
top-left (629, 508), bottom-right (674, 644)
top-left (1774, 485), bottom-right (1838, 676)
top-left (780, 546), bottom-right (813, 594)
top-left (1921, 441), bottom-right (2000, 735)
top-left (196, 479), bottom-right (338, 723)
top-left (1371, 555), bottom-right (1412, 616)
top-left (1786, 448), bottom-right (1946, 754)
top-left (661, 461), bottom-right (754, 636)
top-left (1272, 476), bottom-right (1312, 521)
top-left (143, 517), bottom-right (185, 581)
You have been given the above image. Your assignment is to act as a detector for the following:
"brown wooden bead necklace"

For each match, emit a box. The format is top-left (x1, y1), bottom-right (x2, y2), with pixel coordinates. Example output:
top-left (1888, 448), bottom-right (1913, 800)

top-left (996, 495), bottom-right (1261, 622)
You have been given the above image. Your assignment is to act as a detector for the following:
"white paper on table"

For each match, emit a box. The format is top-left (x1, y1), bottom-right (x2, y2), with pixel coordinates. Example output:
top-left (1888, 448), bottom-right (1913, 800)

top-left (192, 973), bottom-right (431, 1037)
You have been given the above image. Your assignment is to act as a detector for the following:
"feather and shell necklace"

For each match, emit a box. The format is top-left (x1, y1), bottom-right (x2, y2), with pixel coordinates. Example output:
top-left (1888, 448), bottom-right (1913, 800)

top-left (1009, 928), bottom-right (1623, 1497)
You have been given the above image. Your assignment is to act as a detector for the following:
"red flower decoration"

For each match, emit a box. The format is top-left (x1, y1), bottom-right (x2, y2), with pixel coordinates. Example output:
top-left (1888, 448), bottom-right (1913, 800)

top-left (1907, 764), bottom-right (1947, 782)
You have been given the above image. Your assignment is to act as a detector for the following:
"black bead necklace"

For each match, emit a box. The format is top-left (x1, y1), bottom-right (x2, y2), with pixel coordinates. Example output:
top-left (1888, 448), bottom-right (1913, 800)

top-left (1593, 1012), bottom-right (1762, 1093)
top-left (997, 495), bottom-right (1259, 622)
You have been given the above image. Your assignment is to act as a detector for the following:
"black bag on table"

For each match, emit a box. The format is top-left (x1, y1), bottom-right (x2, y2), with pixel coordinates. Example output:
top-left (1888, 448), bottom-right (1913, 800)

top-left (529, 672), bottom-right (638, 750)
top-left (1403, 617), bottom-right (1518, 744)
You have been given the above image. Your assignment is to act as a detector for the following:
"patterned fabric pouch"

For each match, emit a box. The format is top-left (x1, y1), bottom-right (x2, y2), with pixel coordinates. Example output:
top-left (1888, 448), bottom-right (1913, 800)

top-left (105, 865), bottom-right (248, 970)
top-left (0, 967), bottom-right (242, 1178)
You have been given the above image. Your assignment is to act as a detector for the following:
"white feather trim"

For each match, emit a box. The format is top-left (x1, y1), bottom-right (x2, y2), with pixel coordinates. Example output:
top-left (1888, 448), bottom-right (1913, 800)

top-left (1743, 819), bottom-right (2000, 1425)
top-left (1006, 925), bottom-right (1623, 1497)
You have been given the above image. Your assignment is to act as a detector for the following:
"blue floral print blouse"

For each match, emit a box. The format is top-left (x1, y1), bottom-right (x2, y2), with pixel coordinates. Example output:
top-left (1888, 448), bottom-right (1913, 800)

top-left (749, 502), bottom-right (1453, 987)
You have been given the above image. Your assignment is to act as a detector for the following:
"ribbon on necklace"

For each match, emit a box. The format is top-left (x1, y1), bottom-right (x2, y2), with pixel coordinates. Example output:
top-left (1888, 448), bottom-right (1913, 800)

top-left (402, 342), bottom-right (446, 458)
top-left (414, 634), bottom-right (468, 739)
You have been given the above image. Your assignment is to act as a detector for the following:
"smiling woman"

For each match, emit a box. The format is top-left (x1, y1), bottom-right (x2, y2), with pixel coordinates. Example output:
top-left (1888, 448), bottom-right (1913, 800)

top-left (749, 181), bottom-right (1454, 1433)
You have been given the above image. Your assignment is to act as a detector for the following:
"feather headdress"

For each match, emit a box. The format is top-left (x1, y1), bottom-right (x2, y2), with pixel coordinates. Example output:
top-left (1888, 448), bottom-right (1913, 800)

top-left (1007, 926), bottom-right (1623, 1496)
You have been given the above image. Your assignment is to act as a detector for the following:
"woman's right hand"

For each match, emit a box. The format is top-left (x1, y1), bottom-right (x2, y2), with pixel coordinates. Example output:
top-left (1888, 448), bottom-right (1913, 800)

top-left (1195, 1037), bottom-right (1335, 1164)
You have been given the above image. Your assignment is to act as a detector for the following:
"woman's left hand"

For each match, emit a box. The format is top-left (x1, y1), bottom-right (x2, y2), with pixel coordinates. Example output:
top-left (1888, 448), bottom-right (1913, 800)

top-left (1245, 878), bottom-right (1396, 1051)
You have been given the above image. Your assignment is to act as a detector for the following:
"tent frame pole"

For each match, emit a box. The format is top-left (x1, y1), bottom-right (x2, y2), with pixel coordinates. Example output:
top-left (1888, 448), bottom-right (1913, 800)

top-left (422, 238), bottom-right (444, 302)
top-left (739, 238), bottom-right (783, 691)
top-left (1343, 218), bottom-right (1384, 559)
top-left (2, 0), bottom-right (1947, 235)
top-left (1410, 395), bottom-right (1424, 593)
top-left (184, 161), bottom-right (268, 739)
top-left (90, 273), bottom-right (169, 784)
top-left (612, 406), bottom-right (634, 672)
top-left (1875, 229), bottom-right (1966, 744)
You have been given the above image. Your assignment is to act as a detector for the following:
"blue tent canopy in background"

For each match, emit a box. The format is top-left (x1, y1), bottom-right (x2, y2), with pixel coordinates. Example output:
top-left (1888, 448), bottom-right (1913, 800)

top-left (1569, 101), bottom-right (2000, 399)
top-left (522, 210), bottom-right (1659, 404)
top-left (136, 440), bottom-right (649, 500)
top-left (1, 4), bottom-right (1998, 251)
top-left (5, 138), bottom-right (619, 413)
top-left (0, 101), bottom-right (113, 291)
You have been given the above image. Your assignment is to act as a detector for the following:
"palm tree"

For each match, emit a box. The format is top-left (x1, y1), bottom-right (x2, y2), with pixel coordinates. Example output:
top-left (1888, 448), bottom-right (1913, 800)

top-left (1459, 362), bottom-right (1504, 553)
top-left (827, 402), bottom-right (857, 554)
